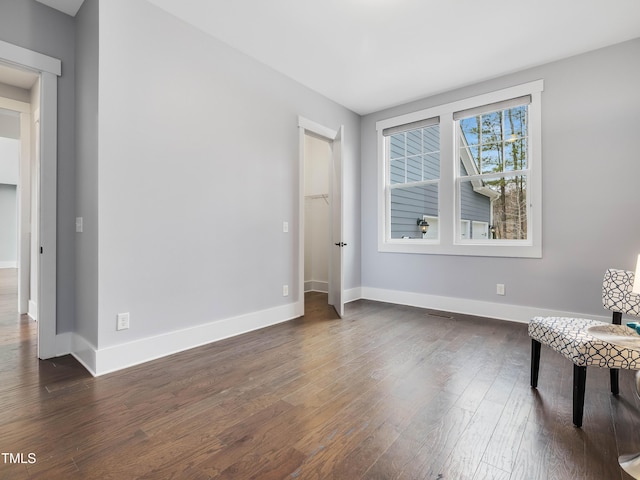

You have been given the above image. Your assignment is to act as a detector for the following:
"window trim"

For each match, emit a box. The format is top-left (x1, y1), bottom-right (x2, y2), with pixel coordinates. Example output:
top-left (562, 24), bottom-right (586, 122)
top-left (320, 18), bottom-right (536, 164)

top-left (376, 80), bottom-right (543, 258)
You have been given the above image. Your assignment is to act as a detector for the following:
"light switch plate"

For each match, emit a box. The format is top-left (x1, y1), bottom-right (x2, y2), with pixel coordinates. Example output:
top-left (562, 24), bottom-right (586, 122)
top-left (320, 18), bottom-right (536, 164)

top-left (116, 312), bottom-right (130, 330)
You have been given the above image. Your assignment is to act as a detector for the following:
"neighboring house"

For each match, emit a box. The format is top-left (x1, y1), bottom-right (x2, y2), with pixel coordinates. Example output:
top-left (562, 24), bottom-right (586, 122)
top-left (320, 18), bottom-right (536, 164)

top-left (389, 125), bottom-right (495, 240)
top-left (458, 153), bottom-right (497, 240)
top-left (458, 128), bottom-right (500, 240)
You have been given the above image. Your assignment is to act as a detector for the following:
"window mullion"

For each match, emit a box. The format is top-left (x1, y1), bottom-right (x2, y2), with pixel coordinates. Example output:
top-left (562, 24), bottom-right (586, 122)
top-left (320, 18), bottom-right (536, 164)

top-left (389, 179), bottom-right (439, 190)
top-left (404, 132), bottom-right (408, 184)
top-left (462, 169), bottom-right (529, 181)
top-left (421, 128), bottom-right (425, 181)
top-left (477, 115), bottom-right (483, 174)
top-left (439, 112), bottom-right (454, 246)
top-left (500, 111), bottom-right (504, 172)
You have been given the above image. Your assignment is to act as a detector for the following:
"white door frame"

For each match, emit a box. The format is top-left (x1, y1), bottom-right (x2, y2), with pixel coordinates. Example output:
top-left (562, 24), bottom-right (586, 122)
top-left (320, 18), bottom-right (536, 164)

top-left (0, 40), bottom-right (61, 359)
top-left (297, 116), bottom-right (343, 317)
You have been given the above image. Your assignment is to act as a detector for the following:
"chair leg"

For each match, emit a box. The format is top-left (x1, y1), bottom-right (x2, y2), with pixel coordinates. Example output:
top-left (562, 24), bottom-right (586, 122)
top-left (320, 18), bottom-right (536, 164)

top-left (610, 368), bottom-right (620, 395)
top-left (612, 311), bottom-right (622, 325)
top-left (573, 364), bottom-right (587, 428)
top-left (531, 339), bottom-right (541, 388)
top-left (610, 312), bottom-right (621, 396)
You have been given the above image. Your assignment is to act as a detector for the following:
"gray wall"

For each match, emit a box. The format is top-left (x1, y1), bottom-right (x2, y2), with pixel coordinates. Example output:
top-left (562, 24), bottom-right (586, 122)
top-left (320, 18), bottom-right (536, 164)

top-left (0, 123), bottom-right (19, 266)
top-left (95, 0), bottom-right (361, 348)
top-left (361, 38), bottom-right (640, 317)
top-left (5, 0), bottom-right (635, 362)
top-left (0, 184), bottom-right (17, 265)
top-left (0, 0), bottom-right (76, 333)
top-left (75, 0), bottom-right (99, 346)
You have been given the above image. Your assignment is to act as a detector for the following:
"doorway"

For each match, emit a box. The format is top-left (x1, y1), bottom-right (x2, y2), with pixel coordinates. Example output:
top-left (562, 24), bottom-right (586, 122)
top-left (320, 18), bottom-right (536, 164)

top-left (0, 39), bottom-right (61, 360)
top-left (0, 109), bottom-right (20, 273)
top-left (303, 132), bottom-right (331, 297)
top-left (0, 87), bottom-right (38, 351)
top-left (298, 117), bottom-right (345, 318)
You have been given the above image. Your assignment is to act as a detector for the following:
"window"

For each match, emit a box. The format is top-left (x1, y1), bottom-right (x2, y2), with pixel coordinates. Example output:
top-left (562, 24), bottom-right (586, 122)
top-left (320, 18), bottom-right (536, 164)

top-left (456, 97), bottom-right (529, 243)
top-left (377, 80), bottom-right (543, 257)
top-left (384, 118), bottom-right (440, 241)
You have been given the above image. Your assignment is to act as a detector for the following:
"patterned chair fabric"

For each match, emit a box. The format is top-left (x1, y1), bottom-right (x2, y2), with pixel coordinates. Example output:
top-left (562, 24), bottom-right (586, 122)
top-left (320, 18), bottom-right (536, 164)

top-left (529, 268), bottom-right (640, 427)
top-left (602, 268), bottom-right (640, 316)
top-left (528, 317), bottom-right (640, 369)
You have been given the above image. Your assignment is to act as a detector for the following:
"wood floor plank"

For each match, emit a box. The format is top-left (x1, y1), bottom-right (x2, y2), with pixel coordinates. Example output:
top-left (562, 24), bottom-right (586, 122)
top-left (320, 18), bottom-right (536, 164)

top-left (473, 461), bottom-right (511, 480)
top-left (217, 446), bottom-right (306, 480)
top-left (0, 270), bottom-right (638, 479)
top-left (481, 370), bottom-right (534, 473)
top-left (399, 404), bottom-right (475, 479)
top-left (427, 397), bottom-right (505, 479)
top-left (509, 418), bottom-right (554, 480)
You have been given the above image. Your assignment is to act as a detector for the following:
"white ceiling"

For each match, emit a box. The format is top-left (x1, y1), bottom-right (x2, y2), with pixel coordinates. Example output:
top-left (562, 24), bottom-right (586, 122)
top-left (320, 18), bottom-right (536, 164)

top-left (27, 1), bottom-right (640, 115)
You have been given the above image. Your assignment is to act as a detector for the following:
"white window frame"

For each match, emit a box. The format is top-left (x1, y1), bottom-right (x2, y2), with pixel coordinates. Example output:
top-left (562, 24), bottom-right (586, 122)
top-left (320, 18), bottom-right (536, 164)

top-left (376, 80), bottom-right (543, 258)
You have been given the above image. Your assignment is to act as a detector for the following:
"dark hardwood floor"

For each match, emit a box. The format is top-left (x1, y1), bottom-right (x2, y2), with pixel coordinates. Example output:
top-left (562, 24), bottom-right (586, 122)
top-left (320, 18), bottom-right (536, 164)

top-left (0, 268), bottom-right (639, 479)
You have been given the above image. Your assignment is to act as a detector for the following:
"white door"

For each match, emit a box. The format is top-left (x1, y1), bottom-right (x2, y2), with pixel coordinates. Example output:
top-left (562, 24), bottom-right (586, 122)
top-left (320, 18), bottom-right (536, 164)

top-left (328, 126), bottom-right (344, 317)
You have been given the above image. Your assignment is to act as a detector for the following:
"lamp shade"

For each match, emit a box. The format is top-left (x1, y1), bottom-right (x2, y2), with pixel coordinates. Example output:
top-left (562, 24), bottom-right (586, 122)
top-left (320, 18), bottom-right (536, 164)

top-left (634, 254), bottom-right (640, 294)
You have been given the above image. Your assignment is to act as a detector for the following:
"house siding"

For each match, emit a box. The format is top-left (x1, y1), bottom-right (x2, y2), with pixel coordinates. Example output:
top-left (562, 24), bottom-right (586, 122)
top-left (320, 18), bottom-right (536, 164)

top-left (389, 155), bottom-right (491, 238)
top-left (459, 161), bottom-right (491, 226)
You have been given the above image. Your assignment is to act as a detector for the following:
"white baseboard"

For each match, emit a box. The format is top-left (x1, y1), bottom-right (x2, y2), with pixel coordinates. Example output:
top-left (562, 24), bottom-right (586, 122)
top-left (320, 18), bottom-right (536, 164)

top-left (55, 332), bottom-right (72, 355)
top-left (0, 261), bottom-right (17, 269)
top-left (66, 287), bottom-right (610, 377)
top-left (70, 333), bottom-right (98, 376)
top-left (74, 302), bottom-right (300, 377)
top-left (304, 280), bottom-right (328, 293)
top-left (344, 287), bottom-right (362, 304)
top-left (28, 300), bottom-right (37, 321)
top-left (359, 286), bottom-right (611, 324)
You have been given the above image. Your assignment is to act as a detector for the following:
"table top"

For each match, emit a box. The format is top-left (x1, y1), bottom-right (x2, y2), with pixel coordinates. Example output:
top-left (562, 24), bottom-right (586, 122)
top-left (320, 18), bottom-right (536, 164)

top-left (587, 324), bottom-right (640, 351)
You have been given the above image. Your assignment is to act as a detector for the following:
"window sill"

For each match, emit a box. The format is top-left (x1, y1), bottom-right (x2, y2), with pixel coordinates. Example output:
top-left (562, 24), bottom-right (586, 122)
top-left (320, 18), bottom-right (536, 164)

top-left (378, 240), bottom-right (541, 258)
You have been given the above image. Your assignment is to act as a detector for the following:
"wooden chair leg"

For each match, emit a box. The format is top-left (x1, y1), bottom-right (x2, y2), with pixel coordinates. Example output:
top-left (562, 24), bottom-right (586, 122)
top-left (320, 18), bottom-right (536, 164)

top-left (610, 369), bottom-right (620, 395)
top-left (573, 364), bottom-right (587, 428)
top-left (531, 339), bottom-right (541, 388)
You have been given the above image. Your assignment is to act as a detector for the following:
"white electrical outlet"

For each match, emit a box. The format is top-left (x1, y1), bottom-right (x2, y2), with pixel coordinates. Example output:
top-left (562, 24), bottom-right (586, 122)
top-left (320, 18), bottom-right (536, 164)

top-left (283, 221), bottom-right (289, 233)
top-left (496, 284), bottom-right (505, 296)
top-left (75, 217), bottom-right (83, 233)
top-left (116, 312), bottom-right (130, 330)
top-left (283, 285), bottom-right (289, 296)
